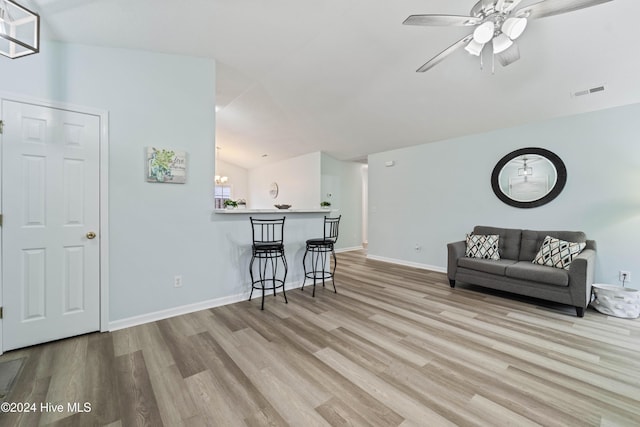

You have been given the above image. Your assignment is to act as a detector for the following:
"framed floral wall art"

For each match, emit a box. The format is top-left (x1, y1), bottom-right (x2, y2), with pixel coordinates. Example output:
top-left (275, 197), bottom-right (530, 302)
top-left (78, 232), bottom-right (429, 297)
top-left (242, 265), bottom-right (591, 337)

top-left (146, 147), bottom-right (187, 184)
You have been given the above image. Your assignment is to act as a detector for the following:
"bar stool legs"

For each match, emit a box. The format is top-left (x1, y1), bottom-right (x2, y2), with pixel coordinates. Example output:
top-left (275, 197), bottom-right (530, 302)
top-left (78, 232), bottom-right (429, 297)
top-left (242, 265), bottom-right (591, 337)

top-left (302, 243), bottom-right (337, 297)
top-left (249, 249), bottom-right (288, 310)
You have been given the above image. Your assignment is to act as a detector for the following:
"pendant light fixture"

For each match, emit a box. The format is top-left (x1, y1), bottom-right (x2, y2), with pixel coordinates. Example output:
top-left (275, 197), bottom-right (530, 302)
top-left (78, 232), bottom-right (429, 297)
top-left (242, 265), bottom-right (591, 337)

top-left (0, 0), bottom-right (39, 59)
top-left (215, 146), bottom-right (228, 185)
top-left (518, 157), bottom-right (533, 177)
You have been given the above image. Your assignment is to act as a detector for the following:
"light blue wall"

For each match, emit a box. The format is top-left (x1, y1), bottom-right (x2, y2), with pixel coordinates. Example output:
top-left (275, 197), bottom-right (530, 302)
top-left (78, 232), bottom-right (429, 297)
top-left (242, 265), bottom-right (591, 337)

top-left (321, 153), bottom-right (364, 250)
top-left (368, 103), bottom-right (640, 285)
top-left (0, 41), bottom-right (220, 321)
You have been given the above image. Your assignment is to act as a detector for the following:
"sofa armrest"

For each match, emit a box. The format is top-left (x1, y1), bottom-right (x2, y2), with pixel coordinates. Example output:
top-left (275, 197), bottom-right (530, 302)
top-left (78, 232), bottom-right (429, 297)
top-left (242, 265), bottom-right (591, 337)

top-left (568, 248), bottom-right (597, 308)
top-left (447, 240), bottom-right (466, 280)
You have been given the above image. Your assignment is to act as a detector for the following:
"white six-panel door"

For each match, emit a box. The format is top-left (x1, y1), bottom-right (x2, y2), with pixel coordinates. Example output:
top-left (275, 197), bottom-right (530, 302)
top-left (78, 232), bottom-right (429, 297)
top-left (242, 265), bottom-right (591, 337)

top-left (1, 100), bottom-right (100, 351)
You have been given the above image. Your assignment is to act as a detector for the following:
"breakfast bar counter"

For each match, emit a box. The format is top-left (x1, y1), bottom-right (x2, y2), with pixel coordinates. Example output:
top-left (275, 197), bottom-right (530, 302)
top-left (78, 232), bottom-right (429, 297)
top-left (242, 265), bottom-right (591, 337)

top-left (214, 208), bottom-right (332, 214)
top-left (210, 208), bottom-right (338, 302)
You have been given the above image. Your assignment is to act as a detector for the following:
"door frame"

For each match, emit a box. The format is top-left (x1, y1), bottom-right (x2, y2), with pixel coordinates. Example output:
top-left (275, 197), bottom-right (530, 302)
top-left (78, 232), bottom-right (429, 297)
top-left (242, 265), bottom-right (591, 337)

top-left (0, 93), bottom-right (110, 353)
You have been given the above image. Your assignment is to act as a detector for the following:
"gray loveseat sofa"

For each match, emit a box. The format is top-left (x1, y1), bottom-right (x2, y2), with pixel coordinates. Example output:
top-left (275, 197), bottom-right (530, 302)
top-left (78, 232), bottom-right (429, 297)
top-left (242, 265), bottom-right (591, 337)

top-left (447, 226), bottom-right (596, 317)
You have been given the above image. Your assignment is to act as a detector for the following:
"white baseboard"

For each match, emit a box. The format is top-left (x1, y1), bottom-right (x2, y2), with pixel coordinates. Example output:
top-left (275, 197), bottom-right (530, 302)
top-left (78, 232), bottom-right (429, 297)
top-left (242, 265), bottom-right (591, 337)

top-left (365, 254), bottom-right (446, 274)
top-left (109, 281), bottom-right (304, 331)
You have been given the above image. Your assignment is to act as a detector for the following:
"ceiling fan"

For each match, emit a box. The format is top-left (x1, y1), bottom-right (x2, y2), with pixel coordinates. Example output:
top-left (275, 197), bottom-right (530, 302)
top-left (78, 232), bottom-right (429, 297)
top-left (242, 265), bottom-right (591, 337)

top-left (403, 0), bottom-right (614, 72)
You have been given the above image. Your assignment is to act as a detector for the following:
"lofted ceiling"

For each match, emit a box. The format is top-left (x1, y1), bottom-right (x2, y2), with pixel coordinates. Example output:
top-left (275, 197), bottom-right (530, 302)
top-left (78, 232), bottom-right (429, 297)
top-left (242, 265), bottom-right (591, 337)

top-left (28, 0), bottom-right (639, 169)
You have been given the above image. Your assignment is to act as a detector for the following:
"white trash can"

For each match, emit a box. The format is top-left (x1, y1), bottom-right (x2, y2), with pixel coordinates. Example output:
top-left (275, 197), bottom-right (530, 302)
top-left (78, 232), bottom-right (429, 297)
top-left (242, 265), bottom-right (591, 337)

top-left (591, 284), bottom-right (640, 319)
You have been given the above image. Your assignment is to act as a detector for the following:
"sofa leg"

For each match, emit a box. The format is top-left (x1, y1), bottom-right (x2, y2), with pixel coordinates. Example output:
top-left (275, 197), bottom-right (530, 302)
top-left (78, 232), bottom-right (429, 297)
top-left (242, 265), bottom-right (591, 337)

top-left (576, 306), bottom-right (585, 317)
top-left (449, 279), bottom-right (455, 288)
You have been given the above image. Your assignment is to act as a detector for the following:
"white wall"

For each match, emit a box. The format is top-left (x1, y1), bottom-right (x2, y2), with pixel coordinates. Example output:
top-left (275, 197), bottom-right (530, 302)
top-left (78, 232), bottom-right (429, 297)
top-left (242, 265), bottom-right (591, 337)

top-left (368, 103), bottom-right (640, 285)
top-left (321, 153), bottom-right (364, 250)
top-left (248, 152), bottom-right (321, 209)
top-left (245, 151), bottom-right (364, 250)
top-left (0, 41), bottom-right (223, 322)
top-left (217, 159), bottom-right (249, 202)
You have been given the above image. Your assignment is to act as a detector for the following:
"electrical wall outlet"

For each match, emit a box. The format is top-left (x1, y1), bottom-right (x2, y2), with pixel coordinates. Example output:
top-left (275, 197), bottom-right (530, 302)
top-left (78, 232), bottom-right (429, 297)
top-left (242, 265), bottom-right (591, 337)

top-left (619, 271), bottom-right (631, 283)
top-left (174, 275), bottom-right (183, 288)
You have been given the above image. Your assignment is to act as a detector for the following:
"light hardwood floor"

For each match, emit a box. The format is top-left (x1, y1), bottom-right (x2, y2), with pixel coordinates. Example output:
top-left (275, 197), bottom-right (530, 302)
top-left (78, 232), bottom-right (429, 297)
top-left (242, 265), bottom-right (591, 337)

top-left (1, 250), bottom-right (639, 426)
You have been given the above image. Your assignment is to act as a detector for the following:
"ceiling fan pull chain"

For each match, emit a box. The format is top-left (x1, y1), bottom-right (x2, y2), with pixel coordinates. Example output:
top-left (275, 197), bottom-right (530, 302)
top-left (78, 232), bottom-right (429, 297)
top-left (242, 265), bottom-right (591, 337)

top-left (492, 51), bottom-right (495, 75)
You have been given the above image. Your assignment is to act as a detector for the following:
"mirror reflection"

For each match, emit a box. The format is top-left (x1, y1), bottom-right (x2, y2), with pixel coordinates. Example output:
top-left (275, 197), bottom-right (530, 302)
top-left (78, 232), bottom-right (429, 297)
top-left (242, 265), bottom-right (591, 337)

top-left (498, 155), bottom-right (557, 202)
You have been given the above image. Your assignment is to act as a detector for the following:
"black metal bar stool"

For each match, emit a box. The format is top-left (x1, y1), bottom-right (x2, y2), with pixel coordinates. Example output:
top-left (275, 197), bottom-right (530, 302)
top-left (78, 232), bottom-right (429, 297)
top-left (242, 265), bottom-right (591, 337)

top-left (302, 215), bottom-right (341, 297)
top-left (249, 217), bottom-right (288, 310)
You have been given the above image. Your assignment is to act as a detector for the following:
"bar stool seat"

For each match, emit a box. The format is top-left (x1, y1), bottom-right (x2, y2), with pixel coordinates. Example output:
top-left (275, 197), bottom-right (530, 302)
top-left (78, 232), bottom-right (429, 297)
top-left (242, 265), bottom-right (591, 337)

top-left (302, 215), bottom-right (341, 297)
top-left (306, 238), bottom-right (333, 246)
top-left (253, 242), bottom-right (284, 251)
top-left (249, 217), bottom-right (288, 310)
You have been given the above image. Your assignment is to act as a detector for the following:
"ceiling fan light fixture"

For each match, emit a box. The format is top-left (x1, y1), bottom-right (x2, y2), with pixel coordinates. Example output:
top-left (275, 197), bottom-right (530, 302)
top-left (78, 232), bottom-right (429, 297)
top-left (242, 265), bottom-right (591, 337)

top-left (473, 21), bottom-right (495, 44)
top-left (492, 33), bottom-right (513, 54)
top-left (464, 39), bottom-right (484, 56)
top-left (496, 42), bottom-right (521, 66)
top-left (403, 0), bottom-right (615, 73)
top-left (502, 17), bottom-right (527, 40)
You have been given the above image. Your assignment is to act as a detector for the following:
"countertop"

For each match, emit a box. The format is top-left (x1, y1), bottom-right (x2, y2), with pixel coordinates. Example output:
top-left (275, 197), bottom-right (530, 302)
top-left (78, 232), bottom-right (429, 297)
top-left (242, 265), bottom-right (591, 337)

top-left (214, 208), bottom-right (333, 214)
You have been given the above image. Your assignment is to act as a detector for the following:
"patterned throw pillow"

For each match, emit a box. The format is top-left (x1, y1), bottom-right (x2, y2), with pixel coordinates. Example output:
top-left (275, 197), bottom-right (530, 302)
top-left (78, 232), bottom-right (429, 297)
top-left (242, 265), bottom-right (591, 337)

top-left (465, 234), bottom-right (500, 260)
top-left (532, 235), bottom-right (586, 270)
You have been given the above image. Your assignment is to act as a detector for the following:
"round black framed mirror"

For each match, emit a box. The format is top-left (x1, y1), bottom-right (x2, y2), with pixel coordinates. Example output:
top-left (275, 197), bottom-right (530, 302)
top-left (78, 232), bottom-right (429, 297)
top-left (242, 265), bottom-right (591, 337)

top-left (491, 147), bottom-right (567, 208)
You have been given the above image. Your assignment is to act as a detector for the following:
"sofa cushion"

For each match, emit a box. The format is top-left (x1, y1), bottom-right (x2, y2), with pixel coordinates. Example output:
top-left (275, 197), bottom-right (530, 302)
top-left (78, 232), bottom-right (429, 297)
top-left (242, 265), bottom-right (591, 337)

top-left (465, 234), bottom-right (500, 260)
top-left (532, 235), bottom-right (586, 270)
top-left (519, 229), bottom-right (587, 261)
top-left (458, 257), bottom-right (517, 276)
top-left (474, 226), bottom-right (522, 260)
top-left (505, 261), bottom-right (570, 287)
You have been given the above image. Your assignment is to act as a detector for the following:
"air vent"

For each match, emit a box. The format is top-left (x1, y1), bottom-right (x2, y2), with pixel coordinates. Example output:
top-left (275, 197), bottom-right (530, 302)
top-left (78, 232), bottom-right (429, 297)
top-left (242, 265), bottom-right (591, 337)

top-left (572, 85), bottom-right (606, 98)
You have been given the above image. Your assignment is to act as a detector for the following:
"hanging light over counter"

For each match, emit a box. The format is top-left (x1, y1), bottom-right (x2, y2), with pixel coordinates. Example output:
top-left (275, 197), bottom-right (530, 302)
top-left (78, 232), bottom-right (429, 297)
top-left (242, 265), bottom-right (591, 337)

top-left (215, 146), bottom-right (228, 185)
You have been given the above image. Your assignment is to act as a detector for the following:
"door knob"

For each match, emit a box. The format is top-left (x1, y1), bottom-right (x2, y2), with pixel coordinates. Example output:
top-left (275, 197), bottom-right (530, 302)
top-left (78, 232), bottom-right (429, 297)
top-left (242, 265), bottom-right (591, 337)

top-left (86, 231), bottom-right (96, 240)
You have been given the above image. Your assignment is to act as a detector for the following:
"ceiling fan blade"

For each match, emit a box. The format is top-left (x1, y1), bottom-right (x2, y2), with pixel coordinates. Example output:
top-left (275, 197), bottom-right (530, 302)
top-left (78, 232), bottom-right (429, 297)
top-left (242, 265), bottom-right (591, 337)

top-left (403, 14), bottom-right (481, 26)
top-left (502, 0), bottom-right (525, 13)
top-left (416, 34), bottom-right (474, 72)
top-left (515, 0), bottom-right (613, 20)
top-left (481, 0), bottom-right (496, 9)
